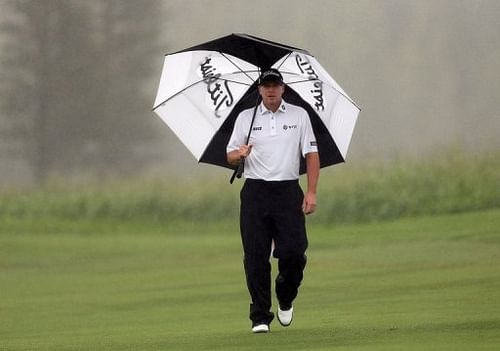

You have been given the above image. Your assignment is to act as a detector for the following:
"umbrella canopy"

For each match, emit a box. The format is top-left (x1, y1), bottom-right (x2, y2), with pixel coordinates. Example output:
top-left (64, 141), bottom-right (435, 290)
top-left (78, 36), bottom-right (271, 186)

top-left (153, 33), bottom-right (360, 174)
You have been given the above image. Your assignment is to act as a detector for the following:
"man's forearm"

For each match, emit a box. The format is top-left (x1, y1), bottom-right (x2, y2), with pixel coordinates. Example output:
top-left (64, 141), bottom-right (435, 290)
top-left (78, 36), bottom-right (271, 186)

top-left (305, 152), bottom-right (320, 194)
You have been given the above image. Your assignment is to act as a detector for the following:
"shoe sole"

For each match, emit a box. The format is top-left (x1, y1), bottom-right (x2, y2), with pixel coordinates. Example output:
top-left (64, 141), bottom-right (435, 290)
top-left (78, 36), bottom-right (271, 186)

top-left (252, 329), bottom-right (269, 333)
top-left (277, 318), bottom-right (292, 327)
top-left (252, 325), bottom-right (270, 333)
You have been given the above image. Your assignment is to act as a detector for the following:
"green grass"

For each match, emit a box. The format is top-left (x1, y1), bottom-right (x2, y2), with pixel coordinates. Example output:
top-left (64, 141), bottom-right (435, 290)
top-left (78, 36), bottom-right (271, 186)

top-left (1, 209), bottom-right (499, 350)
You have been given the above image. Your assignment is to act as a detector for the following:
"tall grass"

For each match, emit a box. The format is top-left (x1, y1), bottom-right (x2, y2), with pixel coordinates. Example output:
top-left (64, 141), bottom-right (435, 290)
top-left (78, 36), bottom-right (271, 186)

top-left (314, 149), bottom-right (500, 223)
top-left (0, 150), bottom-right (498, 225)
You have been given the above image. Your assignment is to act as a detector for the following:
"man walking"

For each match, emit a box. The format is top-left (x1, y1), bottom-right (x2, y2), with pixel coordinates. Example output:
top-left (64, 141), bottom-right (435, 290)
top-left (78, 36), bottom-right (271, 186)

top-left (227, 68), bottom-right (320, 333)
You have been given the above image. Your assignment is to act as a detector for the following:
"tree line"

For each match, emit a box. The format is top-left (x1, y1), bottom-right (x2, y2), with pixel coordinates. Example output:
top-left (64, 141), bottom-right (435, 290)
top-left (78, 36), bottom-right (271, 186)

top-left (0, 0), bottom-right (165, 184)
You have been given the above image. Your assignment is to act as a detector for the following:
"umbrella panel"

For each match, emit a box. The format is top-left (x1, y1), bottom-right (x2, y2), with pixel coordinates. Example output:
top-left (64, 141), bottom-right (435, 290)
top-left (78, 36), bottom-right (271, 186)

top-left (154, 50), bottom-right (259, 110)
top-left (155, 80), bottom-right (250, 161)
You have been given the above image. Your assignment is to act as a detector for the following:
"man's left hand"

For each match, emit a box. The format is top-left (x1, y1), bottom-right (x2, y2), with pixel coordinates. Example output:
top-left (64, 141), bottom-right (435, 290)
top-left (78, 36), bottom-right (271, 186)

top-left (302, 192), bottom-right (317, 215)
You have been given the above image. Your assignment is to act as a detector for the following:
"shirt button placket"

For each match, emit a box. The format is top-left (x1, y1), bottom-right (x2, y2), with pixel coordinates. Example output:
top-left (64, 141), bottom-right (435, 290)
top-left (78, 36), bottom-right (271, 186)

top-left (270, 113), bottom-right (277, 136)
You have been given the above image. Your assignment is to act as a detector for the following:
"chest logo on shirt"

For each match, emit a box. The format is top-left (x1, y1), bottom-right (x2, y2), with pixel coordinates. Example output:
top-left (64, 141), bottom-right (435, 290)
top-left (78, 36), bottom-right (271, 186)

top-left (283, 124), bottom-right (298, 131)
top-left (252, 126), bottom-right (263, 131)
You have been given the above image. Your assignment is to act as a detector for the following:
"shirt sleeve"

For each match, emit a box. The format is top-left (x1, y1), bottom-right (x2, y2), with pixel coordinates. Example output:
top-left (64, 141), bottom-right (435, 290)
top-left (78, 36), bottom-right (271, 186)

top-left (300, 111), bottom-right (318, 157)
top-left (226, 112), bottom-right (246, 153)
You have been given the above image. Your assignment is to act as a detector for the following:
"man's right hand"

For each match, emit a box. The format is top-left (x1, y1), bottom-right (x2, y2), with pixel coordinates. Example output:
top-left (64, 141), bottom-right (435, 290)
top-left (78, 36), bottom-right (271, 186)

top-left (227, 145), bottom-right (253, 166)
top-left (238, 144), bottom-right (253, 158)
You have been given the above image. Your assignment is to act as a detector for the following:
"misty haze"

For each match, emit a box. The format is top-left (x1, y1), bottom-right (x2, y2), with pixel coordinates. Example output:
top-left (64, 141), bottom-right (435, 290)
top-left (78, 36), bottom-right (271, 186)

top-left (1, 0), bottom-right (499, 184)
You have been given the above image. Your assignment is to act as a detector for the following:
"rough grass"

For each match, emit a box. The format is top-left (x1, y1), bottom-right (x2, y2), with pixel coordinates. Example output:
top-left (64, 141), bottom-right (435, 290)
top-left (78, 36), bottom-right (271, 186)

top-left (313, 149), bottom-right (500, 223)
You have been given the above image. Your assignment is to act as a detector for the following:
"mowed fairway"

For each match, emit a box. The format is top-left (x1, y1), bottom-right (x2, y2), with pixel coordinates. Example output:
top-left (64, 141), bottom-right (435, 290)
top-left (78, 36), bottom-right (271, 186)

top-left (1, 209), bottom-right (499, 350)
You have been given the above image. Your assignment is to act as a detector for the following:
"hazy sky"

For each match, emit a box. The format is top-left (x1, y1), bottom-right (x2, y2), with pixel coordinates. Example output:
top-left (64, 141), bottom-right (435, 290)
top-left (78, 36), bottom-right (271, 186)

top-left (1, 0), bottom-right (499, 182)
top-left (159, 0), bottom-right (500, 165)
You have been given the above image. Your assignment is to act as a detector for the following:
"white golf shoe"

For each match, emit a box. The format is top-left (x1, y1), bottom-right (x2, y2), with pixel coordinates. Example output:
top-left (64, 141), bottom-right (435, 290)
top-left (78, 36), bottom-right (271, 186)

top-left (252, 323), bottom-right (270, 333)
top-left (277, 306), bottom-right (293, 327)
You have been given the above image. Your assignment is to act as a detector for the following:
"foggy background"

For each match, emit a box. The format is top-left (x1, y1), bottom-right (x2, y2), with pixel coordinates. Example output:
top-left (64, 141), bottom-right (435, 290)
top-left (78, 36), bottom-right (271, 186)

top-left (1, 0), bottom-right (499, 185)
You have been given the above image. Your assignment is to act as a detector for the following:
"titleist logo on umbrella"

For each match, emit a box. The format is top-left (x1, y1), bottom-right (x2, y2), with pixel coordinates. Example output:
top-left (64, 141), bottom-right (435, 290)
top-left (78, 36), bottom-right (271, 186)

top-left (295, 55), bottom-right (325, 112)
top-left (199, 56), bottom-right (234, 118)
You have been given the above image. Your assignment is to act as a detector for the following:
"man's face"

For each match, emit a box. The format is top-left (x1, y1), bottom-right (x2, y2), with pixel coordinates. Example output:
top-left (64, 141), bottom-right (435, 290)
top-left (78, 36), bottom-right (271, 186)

top-left (258, 82), bottom-right (285, 107)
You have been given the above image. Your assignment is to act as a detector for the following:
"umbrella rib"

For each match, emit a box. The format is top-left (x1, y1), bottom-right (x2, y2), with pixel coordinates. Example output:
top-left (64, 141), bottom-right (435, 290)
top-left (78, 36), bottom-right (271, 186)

top-left (273, 52), bottom-right (293, 71)
top-left (219, 52), bottom-right (257, 84)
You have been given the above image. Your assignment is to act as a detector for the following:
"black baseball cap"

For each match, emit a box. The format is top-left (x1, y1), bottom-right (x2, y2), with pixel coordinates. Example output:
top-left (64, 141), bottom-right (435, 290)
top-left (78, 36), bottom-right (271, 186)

top-left (258, 68), bottom-right (284, 85)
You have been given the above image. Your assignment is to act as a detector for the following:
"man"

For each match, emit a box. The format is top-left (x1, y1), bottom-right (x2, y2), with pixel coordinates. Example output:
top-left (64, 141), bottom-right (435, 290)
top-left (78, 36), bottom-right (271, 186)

top-left (226, 68), bottom-right (320, 333)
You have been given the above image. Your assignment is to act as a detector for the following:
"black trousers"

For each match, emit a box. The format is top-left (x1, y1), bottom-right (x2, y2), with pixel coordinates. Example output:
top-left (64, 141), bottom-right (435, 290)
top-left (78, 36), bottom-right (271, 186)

top-left (240, 179), bottom-right (308, 325)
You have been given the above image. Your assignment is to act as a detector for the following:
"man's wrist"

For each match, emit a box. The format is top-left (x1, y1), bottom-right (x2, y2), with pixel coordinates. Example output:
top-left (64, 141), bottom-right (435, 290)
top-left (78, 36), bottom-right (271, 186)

top-left (227, 150), bottom-right (241, 165)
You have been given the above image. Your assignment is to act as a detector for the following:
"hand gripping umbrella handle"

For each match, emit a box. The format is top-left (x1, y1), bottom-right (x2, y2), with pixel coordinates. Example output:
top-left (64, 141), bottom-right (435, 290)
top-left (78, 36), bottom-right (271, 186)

top-left (229, 94), bottom-right (260, 184)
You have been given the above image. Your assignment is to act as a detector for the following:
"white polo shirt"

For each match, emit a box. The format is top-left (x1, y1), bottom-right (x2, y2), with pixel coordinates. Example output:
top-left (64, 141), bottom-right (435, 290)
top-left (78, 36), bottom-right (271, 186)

top-left (227, 100), bottom-right (318, 181)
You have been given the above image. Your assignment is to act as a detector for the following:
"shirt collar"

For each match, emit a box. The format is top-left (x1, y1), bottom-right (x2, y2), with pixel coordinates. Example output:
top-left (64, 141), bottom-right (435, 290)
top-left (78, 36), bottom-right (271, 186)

top-left (259, 99), bottom-right (288, 115)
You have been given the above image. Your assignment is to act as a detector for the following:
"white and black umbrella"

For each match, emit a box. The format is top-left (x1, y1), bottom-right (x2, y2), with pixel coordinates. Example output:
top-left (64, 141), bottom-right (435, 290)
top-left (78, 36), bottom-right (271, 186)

top-left (153, 33), bottom-right (360, 178)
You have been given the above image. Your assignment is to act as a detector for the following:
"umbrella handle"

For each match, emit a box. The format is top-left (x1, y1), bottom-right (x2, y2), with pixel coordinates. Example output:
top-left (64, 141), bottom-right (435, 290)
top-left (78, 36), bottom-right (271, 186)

top-left (230, 157), bottom-right (245, 184)
top-left (236, 157), bottom-right (245, 178)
